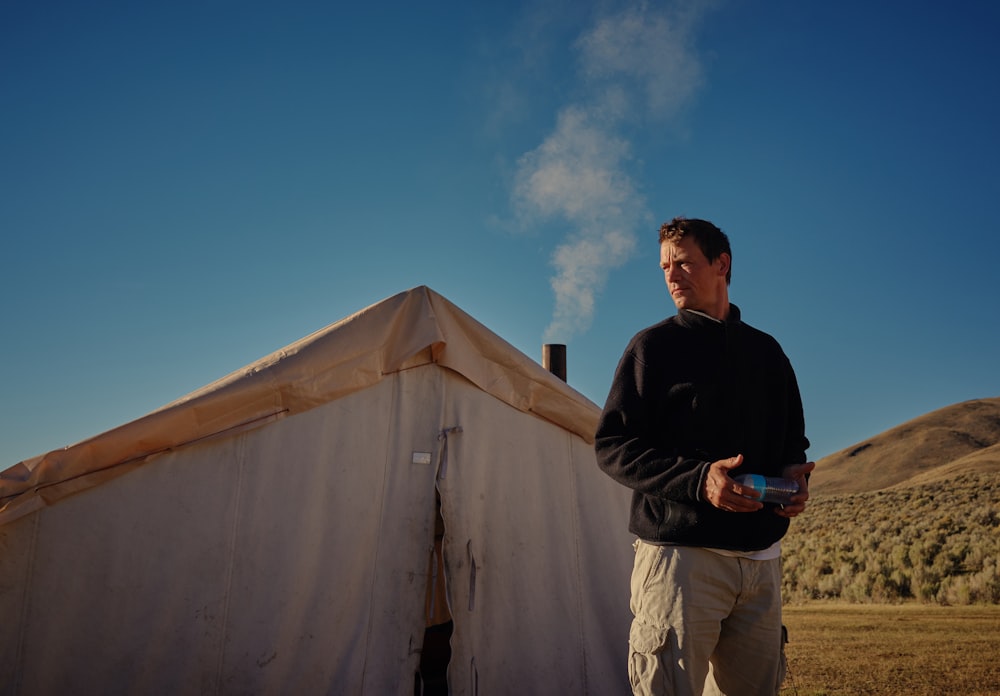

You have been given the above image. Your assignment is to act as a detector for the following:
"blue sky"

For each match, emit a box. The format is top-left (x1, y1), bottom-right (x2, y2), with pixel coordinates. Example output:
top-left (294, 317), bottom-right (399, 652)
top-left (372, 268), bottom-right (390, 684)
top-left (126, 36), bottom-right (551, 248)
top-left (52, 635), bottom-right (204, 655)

top-left (2, 0), bottom-right (998, 468)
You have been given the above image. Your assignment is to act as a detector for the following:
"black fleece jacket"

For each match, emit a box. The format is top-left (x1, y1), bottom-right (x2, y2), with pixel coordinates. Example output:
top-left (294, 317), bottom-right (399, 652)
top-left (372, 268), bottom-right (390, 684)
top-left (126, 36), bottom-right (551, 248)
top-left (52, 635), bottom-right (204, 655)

top-left (594, 305), bottom-right (809, 552)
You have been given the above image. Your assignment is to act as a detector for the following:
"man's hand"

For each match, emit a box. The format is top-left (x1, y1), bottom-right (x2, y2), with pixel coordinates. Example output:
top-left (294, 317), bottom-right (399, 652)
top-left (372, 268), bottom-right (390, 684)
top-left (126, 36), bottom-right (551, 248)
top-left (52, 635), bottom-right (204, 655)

top-left (703, 454), bottom-right (763, 513)
top-left (775, 461), bottom-right (816, 518)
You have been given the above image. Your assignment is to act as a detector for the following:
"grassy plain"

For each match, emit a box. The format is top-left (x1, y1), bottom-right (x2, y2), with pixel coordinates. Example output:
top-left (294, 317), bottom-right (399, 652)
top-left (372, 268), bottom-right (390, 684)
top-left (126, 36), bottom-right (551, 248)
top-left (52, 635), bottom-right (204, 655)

top-left (779, 603), bottom-right (1000, 695)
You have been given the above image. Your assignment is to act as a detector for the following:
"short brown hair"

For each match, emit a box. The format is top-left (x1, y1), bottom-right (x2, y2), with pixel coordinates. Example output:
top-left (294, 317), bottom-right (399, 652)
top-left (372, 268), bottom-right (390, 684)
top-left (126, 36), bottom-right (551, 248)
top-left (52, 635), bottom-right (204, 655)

top-left (659, 217), bottom-right (732, 285)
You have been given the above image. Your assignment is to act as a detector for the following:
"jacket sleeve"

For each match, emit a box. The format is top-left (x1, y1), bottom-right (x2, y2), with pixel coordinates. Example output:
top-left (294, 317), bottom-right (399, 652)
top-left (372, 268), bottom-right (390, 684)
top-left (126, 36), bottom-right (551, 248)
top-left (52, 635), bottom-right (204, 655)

top-left (782, 356), bottom-right (811, 467)
top-left (594, 346), bottom-right (710, 504)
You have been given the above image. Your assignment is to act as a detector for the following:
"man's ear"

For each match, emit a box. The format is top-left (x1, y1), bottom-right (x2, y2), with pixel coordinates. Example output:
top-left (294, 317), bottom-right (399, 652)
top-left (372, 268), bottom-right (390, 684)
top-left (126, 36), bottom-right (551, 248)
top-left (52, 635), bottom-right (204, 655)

top-left (716, 252), bottom-right (731, 278)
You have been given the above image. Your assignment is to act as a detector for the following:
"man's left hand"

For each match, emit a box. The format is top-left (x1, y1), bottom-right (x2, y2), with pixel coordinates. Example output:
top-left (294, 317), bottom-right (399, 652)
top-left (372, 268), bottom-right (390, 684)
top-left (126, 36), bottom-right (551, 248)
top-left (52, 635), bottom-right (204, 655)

top-left (775, 461), bottom-right (815, 518)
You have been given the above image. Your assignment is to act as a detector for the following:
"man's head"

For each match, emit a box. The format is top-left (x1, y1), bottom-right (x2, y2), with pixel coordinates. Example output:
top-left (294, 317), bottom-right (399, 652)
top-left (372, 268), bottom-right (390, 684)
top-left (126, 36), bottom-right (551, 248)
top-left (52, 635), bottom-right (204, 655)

top-left (658, 217), bottom-right (732, 284)
top-left (658, 217), bottom-right (732, 319)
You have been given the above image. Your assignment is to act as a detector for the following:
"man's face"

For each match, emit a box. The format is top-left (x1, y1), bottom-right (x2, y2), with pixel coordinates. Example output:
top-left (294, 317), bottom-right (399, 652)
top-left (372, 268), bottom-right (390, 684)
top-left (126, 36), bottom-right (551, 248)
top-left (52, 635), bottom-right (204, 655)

top-left (659, 235), bottom-right (730, 316)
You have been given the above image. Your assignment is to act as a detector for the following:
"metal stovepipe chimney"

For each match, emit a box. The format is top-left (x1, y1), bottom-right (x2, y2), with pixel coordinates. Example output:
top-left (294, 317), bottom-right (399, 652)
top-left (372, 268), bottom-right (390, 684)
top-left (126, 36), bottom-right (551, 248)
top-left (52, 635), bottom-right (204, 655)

top-left (542, 343), bottom-right (567, 382)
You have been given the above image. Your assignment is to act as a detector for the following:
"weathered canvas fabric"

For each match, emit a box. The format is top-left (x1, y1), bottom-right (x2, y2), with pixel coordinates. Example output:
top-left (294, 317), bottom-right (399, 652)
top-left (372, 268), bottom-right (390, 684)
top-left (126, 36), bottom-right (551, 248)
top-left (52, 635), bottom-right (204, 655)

top-left (0, 286), bottom-right (633, 695)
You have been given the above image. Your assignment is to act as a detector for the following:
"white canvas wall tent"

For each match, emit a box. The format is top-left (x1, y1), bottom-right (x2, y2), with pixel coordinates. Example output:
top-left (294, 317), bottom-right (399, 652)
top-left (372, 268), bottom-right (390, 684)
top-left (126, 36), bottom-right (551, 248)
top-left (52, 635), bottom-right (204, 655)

top-left (0, 285), bottom-right (634, 695)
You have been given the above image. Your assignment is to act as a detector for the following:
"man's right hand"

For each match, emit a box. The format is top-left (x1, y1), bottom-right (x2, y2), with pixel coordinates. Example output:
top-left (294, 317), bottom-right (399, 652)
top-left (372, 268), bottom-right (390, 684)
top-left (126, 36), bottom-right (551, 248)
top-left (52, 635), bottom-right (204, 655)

top-left (702, 453), bottom-right (763, 513)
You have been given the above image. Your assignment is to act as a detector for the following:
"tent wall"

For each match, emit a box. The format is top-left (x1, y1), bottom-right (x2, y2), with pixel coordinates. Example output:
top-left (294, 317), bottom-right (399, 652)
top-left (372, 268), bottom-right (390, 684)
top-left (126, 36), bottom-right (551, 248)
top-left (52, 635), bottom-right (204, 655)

top-left (0, 361), bottom-right (633, 695)
top-left (1, 367), bottom-right (444, 695)
top-left (436, 373), bottom-right (631, 695)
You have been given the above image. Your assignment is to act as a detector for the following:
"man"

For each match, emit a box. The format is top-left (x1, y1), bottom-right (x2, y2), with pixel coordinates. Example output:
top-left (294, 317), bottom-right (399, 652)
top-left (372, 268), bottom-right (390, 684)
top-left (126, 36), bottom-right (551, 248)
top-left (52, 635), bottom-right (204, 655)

top-left (595, 217), bottom-right (814, 695)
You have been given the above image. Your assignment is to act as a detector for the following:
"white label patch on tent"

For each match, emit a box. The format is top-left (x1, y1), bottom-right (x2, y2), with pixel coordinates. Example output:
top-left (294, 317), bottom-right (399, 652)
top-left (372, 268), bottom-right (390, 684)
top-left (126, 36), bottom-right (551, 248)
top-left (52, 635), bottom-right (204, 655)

top-left (411, 451), bottom-right (432, 465)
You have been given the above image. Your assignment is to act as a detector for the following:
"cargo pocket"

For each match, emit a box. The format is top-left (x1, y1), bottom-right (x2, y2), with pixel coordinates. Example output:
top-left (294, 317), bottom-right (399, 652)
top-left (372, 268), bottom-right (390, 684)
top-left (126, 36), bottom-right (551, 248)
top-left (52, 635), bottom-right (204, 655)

top-left (628, 620), bottom-right (672, 695)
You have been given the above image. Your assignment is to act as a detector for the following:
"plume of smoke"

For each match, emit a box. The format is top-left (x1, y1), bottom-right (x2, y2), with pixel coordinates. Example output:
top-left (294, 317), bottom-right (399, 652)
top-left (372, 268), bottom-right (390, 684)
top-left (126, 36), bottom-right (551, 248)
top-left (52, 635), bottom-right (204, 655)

top-left (576, 2), bottom-right (706, 120)
top-left (513, 106), bottom-right (641, 341)
top-left (512, 0), bottom-right (710, 342)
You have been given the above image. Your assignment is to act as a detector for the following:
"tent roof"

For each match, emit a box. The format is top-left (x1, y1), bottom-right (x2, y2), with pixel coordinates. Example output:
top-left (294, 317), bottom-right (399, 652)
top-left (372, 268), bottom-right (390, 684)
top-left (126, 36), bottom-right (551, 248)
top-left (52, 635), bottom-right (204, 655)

top-left (0, 286), bottom-right (599, 527)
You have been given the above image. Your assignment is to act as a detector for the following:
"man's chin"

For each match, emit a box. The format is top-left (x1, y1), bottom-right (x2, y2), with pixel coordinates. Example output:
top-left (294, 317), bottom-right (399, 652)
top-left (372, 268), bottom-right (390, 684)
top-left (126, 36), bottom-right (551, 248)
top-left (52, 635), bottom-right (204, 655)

top-left (673, 298), bottom-right (710, 314)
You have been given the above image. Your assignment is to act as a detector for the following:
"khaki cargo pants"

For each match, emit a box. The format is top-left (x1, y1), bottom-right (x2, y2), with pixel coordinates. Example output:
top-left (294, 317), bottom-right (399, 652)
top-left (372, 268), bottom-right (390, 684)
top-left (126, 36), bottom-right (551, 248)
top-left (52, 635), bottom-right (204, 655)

top-left (628, 541), bottom-right (786, 696)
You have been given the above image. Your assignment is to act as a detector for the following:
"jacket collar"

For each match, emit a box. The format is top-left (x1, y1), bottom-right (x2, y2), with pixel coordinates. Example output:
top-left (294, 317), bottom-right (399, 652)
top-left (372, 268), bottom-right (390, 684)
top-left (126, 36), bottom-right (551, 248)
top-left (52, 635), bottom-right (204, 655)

top-left (677, 303), bottom-right (742, 329)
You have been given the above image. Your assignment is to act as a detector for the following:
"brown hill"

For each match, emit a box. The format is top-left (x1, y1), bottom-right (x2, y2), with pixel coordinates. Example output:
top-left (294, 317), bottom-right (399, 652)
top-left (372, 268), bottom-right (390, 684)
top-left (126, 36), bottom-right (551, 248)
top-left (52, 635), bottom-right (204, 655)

top-left (811, 396), bottom-right (1000, 495)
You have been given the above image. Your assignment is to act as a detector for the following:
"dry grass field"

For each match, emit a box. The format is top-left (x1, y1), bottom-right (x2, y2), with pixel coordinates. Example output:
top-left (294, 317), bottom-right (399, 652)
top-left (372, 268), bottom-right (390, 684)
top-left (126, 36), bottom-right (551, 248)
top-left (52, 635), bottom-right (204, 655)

top-left (779, 603), bottom-right (1000, 695)
top-left (777, 399), bottom-right (1000, 693)
top-left (780, 397), bottom-right (1000, 605)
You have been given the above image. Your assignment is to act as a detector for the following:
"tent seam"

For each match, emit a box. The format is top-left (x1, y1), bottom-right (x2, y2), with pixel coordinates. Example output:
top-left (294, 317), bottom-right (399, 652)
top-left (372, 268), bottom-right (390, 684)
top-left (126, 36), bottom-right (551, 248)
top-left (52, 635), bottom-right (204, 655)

top-left (567, 434), bottom-right (589, 693)
top-left (213, 434), bottom-right (246, 694)
top-left (10, 511), bottom-right (40, 693)
top-left (359, 373), bottom-right (398, 691)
